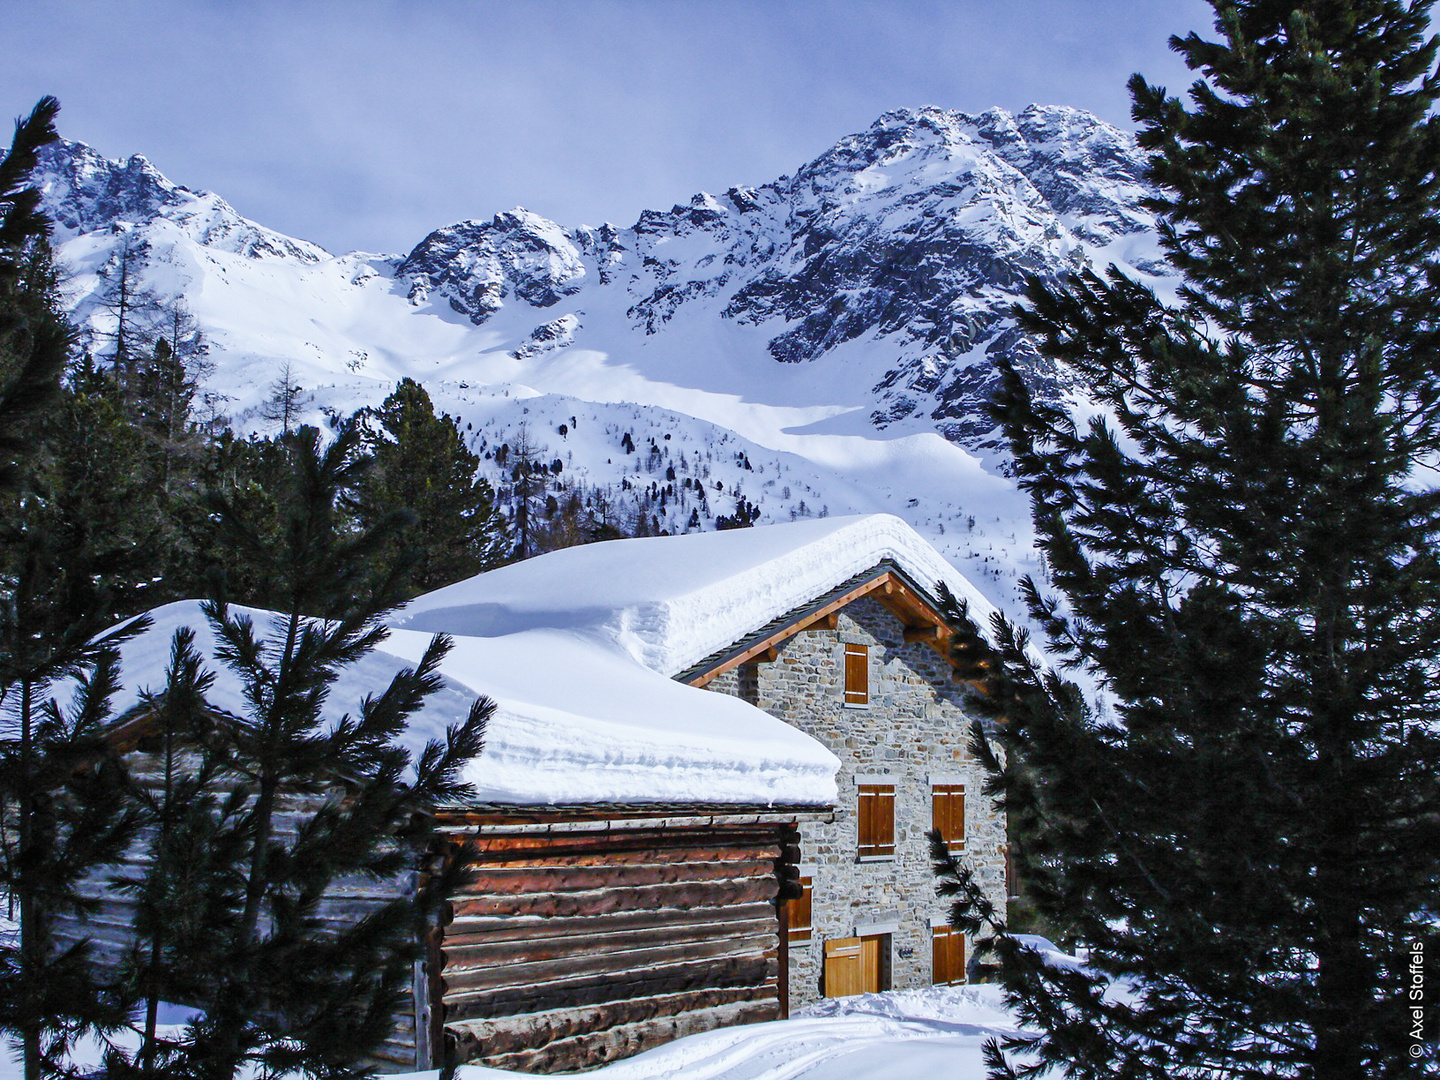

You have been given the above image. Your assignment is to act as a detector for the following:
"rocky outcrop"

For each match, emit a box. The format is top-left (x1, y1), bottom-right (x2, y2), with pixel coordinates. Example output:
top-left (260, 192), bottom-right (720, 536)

top-left (392, 105), bottom-right (1170, 446)
top-left (34, 140), bottom-right (329, 264)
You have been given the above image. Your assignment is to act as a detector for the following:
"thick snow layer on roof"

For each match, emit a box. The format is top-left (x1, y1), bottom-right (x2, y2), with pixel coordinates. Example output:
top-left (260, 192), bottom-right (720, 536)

top-left (394, 513), bottom-right (1000, 677)
top-left (96, 600), bottom-right (837, 807)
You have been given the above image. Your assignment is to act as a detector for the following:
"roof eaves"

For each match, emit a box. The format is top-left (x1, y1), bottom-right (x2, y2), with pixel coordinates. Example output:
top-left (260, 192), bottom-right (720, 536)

top-left (673, 558), bottom-right (969, 686)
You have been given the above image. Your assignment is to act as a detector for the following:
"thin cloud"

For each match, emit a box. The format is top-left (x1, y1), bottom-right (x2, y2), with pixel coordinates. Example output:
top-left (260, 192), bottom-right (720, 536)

top-left (4, 0), bottom-right (1214, 255)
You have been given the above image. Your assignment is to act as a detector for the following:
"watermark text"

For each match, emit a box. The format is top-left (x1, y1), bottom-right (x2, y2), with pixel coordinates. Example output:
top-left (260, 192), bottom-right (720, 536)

top-left (1409, 939), bottom-right (1426, 1060)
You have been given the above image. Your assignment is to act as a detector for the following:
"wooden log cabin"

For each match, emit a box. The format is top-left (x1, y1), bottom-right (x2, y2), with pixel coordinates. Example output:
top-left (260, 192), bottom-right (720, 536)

top-left (394, 514), bottom-right (1010, 1038)
top-left (79, 513), bottom-right (1005, 1072)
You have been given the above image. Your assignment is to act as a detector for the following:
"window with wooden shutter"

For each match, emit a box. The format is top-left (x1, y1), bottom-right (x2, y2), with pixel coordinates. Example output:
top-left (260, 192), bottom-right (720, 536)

top-left (786, 876), bottom-right (813, 943)
top-left (932, 925), bottom-right (966, 985)
top-left (843, 643), bottom-right (868, 705)
top-left (857, 783), bottom-right (894, 858)
top-left (932, 783), bottom-right (965, 851)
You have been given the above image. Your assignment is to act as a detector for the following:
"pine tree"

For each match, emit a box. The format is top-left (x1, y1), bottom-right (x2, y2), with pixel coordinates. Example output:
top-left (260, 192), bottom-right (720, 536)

top-left (354, 378), bottom-right (508, 594)
top-left (944, 4), bottom-right (1440, 1078)
top-left (0, 96), bottom-right (150, 1080)
top-left (505, 425), bottom-right (547, 560)
top-left (113, 425), bottom-right (492, 1079)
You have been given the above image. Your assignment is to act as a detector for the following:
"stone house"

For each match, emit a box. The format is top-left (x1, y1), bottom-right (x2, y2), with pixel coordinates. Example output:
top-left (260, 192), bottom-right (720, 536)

top-left (395, 513), bottom-right (1010, 1017)
top-left (76, 514), bottom-right (1005, 1072)
top-left (679, 555), bottom-right (1007, 1008)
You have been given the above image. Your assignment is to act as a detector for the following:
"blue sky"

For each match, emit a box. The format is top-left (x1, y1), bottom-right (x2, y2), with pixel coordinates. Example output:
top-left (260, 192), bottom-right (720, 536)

top-left (3, 0), bottom-right (1215, 256)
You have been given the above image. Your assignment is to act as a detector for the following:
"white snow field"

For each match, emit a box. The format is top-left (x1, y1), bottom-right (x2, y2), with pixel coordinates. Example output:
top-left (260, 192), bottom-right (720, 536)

top-left (0, 983), bottom-right (1028, 1080)
top-left (443, 986), bottom-right (1025, 1080)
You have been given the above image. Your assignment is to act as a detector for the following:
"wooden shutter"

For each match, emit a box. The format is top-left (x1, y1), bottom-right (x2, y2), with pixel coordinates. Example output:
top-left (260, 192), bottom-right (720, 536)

top-left (933, 925), bottom-right (965, 985)
top-left (786, 876), bottom-right (813, 944)
top-left (843, 643), bottom-right (868, 705)
top-left (932, 784), bottom-right (965, 850)
top-left (824, 937), bottom-right (864, 997)
top-left (857, 784), bottom-right (895, 857)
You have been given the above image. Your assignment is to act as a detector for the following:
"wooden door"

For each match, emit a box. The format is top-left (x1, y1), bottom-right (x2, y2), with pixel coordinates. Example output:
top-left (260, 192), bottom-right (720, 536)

top-left (823, 937), bottom-right (864, 997)
top-left (859, 935), bottom-right (882, 992)
top-left (824, 935), bottom-right (884, 996)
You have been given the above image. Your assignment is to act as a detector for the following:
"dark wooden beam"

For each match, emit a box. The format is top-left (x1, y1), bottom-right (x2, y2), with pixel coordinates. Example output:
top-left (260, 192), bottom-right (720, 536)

top-left (903, 625), bottom-right (945, 643)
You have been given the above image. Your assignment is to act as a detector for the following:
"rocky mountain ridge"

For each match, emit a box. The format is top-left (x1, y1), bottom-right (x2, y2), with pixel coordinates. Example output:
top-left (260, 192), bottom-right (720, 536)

top-left (396, 104), bottom-right (1168, 444)
top-left (20, 104), bottom-right (1173, 610)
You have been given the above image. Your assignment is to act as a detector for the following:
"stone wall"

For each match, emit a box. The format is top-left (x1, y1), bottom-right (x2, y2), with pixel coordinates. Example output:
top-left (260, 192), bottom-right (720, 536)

top-left (706, 596), bottom-right (1006, 1009)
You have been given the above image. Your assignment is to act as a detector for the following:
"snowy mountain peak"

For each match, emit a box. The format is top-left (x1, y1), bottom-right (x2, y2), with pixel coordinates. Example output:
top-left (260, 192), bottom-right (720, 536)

top-left (34, 139), bottom-right (329, 263)
top-left (27, 105), bottom-right (1174, 615)
top-left (384, 104), bottom-right (1170, 443)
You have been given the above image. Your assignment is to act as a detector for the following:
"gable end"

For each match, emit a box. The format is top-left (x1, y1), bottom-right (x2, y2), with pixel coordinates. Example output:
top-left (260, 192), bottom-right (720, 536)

top-left (677, 560), bottom-right (989, 689)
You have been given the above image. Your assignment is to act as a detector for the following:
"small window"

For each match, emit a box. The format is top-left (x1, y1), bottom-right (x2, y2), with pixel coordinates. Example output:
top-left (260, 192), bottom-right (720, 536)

top-left (933, 924), bottom-right (966, 986)
top-left (844, 643), bottom-right (869, 705)
top-left (786, 875), bottom-right (813, 943)
top-left (857, 783), bottom-right (895, 858)
top-left (933, 784), bottom-right (965, 851)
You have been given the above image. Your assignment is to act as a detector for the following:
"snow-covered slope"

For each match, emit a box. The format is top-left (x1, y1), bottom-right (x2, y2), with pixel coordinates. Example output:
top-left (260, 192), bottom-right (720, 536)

top-left (28, 105), bottom-right (1171, 613)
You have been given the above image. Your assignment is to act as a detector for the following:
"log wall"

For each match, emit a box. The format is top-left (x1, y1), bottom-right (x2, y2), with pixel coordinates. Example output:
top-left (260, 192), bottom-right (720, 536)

top-left (438, 816), bottom-right (801, 1073)
top-left (51, 753), bottom-right (423, 1073)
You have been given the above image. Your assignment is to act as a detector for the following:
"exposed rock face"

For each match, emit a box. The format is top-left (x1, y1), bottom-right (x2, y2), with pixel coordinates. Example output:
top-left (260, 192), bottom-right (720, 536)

top-left (28, 105), bottom-right (1169, 451)
top-left (395, 105), bottom-right (1169, 446)
top-left (33, 139), bottom-right (329, 263)
top-left (399, 209), bottom-right (596, 321)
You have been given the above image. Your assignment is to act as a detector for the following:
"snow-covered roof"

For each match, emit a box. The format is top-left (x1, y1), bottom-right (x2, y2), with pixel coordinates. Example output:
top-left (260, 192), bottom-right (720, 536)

top-left (101, 515), bottom-right (989, 808)
top-left (101, 600), bottom-right (837, 807)
top-left (392, 514), bottom-right (999, 678)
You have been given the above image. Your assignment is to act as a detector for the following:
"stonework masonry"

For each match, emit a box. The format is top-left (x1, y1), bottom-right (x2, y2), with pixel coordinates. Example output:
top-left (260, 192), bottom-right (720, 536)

top-left (705, 596), bottom-right (1006, 1010)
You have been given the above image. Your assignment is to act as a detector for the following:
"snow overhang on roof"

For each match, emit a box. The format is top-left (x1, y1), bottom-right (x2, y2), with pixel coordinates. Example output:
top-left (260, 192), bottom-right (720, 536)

top-left (100, 516), bottom-right (994, 810)
top-left (391, 513), bottom-right (1001, 678)
top-left (98, 600), bottom-right (839, 809)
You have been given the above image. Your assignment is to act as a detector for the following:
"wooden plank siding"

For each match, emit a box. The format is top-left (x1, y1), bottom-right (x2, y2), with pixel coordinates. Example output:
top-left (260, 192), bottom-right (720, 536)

top-left (437, 818), bottom-right (803, 1072)
top-left (49, 752), bottom-right (822, 1073)
top-left (50, 754), bottom-right (424, 1073)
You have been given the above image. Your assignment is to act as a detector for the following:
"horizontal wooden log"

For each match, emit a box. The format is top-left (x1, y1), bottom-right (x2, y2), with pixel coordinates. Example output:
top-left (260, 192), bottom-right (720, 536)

top-left (442, 953), bottom-right (778, 1022)
top-left (360, 1043), bottom-right (416, 1071)
top-left (462, 857), bottom-right (775, 894)
top-left (446, 984), bottom-right (777, 1058)
top-left (462, 833), bottom-right (783, 863)
top-left (443, 901), bottom-right (776, 943)
top-left (448, 876), bottom-right (777, 920)
top-left (451, 998), bottom-right (778, 1072)
top-left (442, 915), bottom-right (776, 967)
top-left (442, 930), bottom-right (775, 993)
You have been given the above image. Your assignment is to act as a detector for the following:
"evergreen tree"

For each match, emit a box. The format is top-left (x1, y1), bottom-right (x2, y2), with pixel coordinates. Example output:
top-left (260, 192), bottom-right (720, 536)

top-left (110, 629), bottom-right (236, 1080)
top-left (0, 97), bottom-right (68, 494)
top-left (0, 96), bottom-right (149, 1080)
top-left (505, 425), bottom-right (546, 560)
top-left (354, 378), bottom-right (508, 594)
top-left (944, 4), bottom-right (1440, 1078)
top-left (134, 309), bottom-right (212, 490)
top-left (37, 373), bottom-right (173, 616)
top-left (111, 426), bottom-right (492, 1079)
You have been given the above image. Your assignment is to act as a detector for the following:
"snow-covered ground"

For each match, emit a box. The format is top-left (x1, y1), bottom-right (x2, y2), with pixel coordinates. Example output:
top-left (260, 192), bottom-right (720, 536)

top-left (0, 984), bottom-right (1027, 1080)
top-left (447, 987), bottom-right (1023, 1080)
